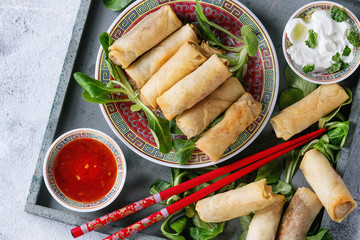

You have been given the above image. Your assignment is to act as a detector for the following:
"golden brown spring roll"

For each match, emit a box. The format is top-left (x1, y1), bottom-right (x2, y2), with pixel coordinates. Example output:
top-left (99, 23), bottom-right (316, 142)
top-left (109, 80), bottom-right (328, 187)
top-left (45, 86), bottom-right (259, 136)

top-left (200, 41), bottom-right (224, 55)
top-left (300, 149), bottom-right (357, 222)
top-left (176, 77), bottom-right (245, 139)
top-left (277, 187), bottom-right (323, 240)
top-left (196, 179), bottom-right (277, 222)
top-left (108, 6), bottom-right (182, 68)
top-left (196, 93), bottom-right (262, 162)
top-left (126, 24), bottom-right (199, 89)
top-left (270, 84), bottom-right (349, 140)
top-left (140, 41), bottom-right (207, 110)
top-left (246, 195), bottom-right (286, 240)
top-left (156, 54), bottom-right (232, 121)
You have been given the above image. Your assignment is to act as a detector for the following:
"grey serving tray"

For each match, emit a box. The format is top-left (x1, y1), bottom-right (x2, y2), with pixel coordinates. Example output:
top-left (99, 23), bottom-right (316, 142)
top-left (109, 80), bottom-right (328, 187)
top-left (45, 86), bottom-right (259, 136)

top-left (25, 0), bottom-right (360, 239)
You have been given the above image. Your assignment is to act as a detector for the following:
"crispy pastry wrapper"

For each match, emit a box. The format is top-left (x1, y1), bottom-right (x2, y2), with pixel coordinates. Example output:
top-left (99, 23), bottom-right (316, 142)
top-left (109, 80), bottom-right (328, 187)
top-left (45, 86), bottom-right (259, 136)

top-left (270, 84), bottom-right (349, 140)
top-left (246, 195), bottom-right (286, 240)
top-left (156, 54), bottom-right (232, 121)
top-left (108, 5), bottom-right (182, 68)
top-left (196, 179), bottom-right (277, 222)
top-left (200, 41), bottom-right (224, 55)
top-left (126, 24), bottom-right (199, 89)
top-left (277, 187), bottom-right (323, 240)
top-left (196, 93), bottom-right (262, 162)
top-left (176, 77), bottom-right (245, 139)
top-left (300, 149), bottom-right (357, 222)
top-left (140, 41), bottom-right (207, 110)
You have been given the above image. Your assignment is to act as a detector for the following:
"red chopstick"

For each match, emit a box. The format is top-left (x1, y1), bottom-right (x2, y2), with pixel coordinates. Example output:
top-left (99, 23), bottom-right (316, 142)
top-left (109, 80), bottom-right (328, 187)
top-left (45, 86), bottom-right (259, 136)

top-left (71, 128), bottom-right (325, 238)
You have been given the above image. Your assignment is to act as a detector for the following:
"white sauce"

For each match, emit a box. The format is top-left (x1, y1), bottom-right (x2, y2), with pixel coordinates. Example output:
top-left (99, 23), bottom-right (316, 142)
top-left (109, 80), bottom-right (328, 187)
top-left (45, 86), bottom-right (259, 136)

top-left (286, 10), bottom-right (354, 73)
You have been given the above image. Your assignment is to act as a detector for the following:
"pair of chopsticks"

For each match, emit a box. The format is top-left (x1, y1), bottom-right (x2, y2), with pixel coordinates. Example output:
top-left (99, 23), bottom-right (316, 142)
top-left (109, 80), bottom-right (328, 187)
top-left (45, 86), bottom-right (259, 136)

top-left (71, 128), bottom-right (326, 240)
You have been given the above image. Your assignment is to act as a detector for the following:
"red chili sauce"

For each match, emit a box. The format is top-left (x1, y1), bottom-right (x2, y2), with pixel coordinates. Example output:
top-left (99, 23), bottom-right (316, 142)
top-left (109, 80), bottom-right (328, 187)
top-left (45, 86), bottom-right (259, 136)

top-left (53, 138), bottom-right (117, 202)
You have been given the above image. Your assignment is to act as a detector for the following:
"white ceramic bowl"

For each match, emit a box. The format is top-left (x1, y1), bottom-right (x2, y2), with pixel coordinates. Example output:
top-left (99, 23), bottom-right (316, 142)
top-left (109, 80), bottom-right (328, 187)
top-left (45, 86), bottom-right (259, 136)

top-left (282, 1), bottom-right (360, 84)
top-left (43, 128), bottom-right (126, 212)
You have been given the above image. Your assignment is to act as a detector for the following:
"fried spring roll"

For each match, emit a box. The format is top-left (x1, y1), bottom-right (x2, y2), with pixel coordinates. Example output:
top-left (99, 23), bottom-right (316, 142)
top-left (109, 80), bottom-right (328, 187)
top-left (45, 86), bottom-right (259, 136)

top-left (270, 84), bottom-right (349, 140)
top-left (126, 24), bottom-right (199, 89)
top-left (176, 77), bottom-right (245, 139)
top-left (140, 41), bottom-right (207, 110)
top-left (200, 41), bottom-right (224, 55)
top-left (300, 149), bottom-right (357, 222)
top-left (156, 54), bottom-right (232, 121)
top-left (108, 6), bottom-right (182, 68)
top-left (246, 195), bottom-right (286, 240)
top-left (277, 187), bottom-right (323, 240)
top-left (196, 179), bottom-right (277, 222)
top-left (196, 93), bottom-right (262, 162)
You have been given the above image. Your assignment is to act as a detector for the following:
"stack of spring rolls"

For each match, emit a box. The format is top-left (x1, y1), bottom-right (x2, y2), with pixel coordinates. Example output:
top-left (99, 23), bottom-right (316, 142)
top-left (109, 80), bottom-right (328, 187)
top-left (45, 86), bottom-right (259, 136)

top-left (196, 179), bottom-right (287, 240)
top-left (195, 160), bottom-right (356, 240)
top-left (275, 148), bottom-right (356, 240)
top-left (108, 5), bottom-right (263, 162)
top-left (194, 83), bottom-right (356, 240)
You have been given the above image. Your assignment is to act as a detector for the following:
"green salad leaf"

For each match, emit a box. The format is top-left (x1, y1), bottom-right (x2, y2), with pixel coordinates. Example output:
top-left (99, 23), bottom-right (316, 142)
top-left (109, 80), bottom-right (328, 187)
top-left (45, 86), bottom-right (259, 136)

top-left (285, 115), bottom-right (351, 183)
top-left (312, 135), bottom-right (340, 164)
top-left (149, 179), bottom-right (172, 205)
top-left (190, 218), bottom-right (226, 240)
top-left (170, 119), bottom-right (184, 135)
top-left (303, 64), bottom-right (315, 73)
top-left (195, 0), bottom-right (258, 80)
top-left (347, 31), bottom-right (360, 47)
top-left (279, 88), bottom-right (304, 109)
top-left (330, 6), bottom-right (348, 23)
top-left (103, 0), bottom-right (134, 11)
top-left (241, 25), bottom-right (258, 57)
top-left (74, 32), bottom-right (172, 154)
top-left (161, 211), bottom-right (187, 240)
top-left (306, 228), bottom-right (334, 240)
top-left (237, 213), bottom-right (253, 240)
top-left (172, 139), bottom-right (197, 166)
top-left (272, 180), bottom-right (293, 201)
top-left (254, 160), bottom-right (282, 184)
top-left (285, 65), bottom-right (317, 96)
top-left (342, 45), bottom-right (351, 56)
top-left (326, 121), bottom-right (349, 147)
top-left (75, 73), bottom-right (128, 103)
top-left (150, 167), bottom-right (230, 240)
top-left (239, 213), bottom-right (253, 231)
top-left (284, 148), bottom-right (302, 184)
top-left (170, 113), bottom-right (225, 166)
top-left (195, 0), bottom-right (241, 51)
top-left (279, 65), bottom-right (317, 110)
top-left (145, 111), bottom-right (173, 153)
top-left (318, 86), bottom-right (352, 128)
top-left (305, 29), bottom-right (318, 49)
top-left (149, 179), bottom-right (172, 195)
top-left (254, 158), bottom-right (294, 200)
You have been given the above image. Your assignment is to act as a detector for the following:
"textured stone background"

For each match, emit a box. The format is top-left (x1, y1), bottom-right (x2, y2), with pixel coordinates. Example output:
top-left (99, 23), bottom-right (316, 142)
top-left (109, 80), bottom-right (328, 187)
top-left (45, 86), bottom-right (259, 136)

top-left (0, 0), bottom-right (106, 239)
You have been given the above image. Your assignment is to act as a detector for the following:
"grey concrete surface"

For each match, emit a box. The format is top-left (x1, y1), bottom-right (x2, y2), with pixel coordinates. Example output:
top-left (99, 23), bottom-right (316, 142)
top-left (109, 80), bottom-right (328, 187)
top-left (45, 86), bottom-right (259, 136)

top-left (0, 0), bottom-right (107, 239)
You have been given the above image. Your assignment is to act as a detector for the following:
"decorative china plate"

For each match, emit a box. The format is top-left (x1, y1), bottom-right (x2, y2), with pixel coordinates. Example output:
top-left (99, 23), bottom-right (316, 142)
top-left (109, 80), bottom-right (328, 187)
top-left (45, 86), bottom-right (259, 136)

top-left (95, 0), bottom-right (279, 168)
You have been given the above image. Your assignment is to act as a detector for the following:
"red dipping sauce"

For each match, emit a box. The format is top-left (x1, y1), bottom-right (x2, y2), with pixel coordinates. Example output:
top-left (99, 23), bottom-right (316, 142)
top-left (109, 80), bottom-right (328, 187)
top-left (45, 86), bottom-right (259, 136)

top-left (53, 138), bottom-right (117, 203)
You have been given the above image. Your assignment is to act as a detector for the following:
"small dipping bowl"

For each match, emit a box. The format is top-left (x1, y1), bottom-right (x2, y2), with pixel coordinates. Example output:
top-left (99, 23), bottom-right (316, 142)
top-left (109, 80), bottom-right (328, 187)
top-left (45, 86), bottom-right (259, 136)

top-left (43, 128), bottom-right (126, 212)
top-left (282, 1), bottom-right (360, 84)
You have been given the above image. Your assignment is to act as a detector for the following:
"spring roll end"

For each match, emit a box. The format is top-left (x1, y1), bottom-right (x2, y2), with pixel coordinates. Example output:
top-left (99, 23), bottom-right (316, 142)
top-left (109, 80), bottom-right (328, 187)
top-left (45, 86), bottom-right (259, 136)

top-left (269, 118), bottom-right (291, 140)
top-left (108, 49), bottom-right (136, 68)
top-left (332, 199), bottom-right (357, 222)
top-left (140, 93), bottom-right (157, 111)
